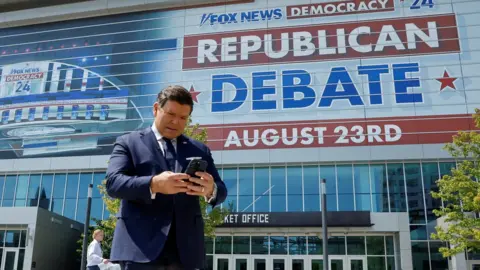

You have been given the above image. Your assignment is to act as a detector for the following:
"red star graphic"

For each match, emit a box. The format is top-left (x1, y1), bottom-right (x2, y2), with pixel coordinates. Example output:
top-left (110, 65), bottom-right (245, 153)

top-left (189, 85), bottom-right (201, 103)
top-left (436, 70), bottom-right (457, 91)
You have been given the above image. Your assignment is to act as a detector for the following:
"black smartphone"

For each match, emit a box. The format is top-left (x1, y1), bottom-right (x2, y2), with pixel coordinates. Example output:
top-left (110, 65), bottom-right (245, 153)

top-left (184, 159), bottom-right (208, 178)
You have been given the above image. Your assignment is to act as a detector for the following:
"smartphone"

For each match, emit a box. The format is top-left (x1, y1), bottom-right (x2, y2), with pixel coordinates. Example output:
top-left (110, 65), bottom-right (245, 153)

top-left (184, 159), bottom-right (208, 179)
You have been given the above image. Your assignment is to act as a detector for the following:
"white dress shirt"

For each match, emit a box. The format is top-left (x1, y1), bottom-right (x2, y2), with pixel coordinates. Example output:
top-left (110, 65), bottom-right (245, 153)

top-left (150, 124), bottom-right (217, 202)
top-left (87, 239), bottom-right (104, 266)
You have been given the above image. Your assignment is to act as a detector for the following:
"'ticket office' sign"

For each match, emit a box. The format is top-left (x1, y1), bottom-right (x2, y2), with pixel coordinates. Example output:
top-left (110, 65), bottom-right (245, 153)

top-left (220, 212), bottom-right (372, 228)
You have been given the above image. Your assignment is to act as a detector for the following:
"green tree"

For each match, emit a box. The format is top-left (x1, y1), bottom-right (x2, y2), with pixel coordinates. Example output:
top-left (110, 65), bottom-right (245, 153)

top-left (430, 109), bottom-right (480, 257)
top-left (79, 118), bottom-right (230, 257)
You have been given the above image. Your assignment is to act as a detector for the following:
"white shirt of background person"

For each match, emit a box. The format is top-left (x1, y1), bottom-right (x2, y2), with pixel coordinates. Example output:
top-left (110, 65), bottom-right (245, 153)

top-left (87, 229), bottom-right (109, 267)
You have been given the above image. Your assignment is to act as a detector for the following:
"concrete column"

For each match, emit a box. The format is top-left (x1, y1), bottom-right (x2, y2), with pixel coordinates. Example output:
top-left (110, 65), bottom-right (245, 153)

top-left (398, 214), bottom-right (413, 270)
top-left (450, 251), bottom-right (468, 270)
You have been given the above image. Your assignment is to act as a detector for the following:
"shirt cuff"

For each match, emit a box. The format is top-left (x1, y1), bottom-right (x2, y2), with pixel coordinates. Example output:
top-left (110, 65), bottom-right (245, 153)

top-left (204, 182), bottom-right (217, 203)
top-left (150, 187), bottom-right (156, 199)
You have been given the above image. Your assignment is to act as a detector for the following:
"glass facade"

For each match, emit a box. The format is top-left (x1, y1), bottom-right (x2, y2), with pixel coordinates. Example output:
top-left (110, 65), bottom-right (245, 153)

top-left (0, 229), bottom-right (27, 269)
top-left (0, 161), bottom-right (456, 270)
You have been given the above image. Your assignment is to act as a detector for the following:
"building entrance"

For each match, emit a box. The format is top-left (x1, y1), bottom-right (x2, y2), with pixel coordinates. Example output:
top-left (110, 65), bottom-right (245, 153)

top-left (0, 248), bottom-right (18, 270)
top-left (213, 255), bottom-right (368, 270)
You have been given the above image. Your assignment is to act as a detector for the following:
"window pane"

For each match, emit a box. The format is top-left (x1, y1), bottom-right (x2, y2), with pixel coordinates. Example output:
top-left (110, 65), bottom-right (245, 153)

top-left (20, 230), bottom-right (27, 248)
top-left (328, 236), bottom-right (345, 255)
top-left (411, 242), bottom-right (429, 270)
top-left (337, 165), bottom-right (354, 211)
top-left (233, 236), bottom-right (250, 254)
top-left (251, 236), bottom-right (268, 254)
top-left (307, 236), bottom-right (322, 255)
top-left (4, 230), bottom-right (20, 247)
top-left (91, 198), bottom-right (103, 222)
top-left (354, 164), bottom-right (371, 211)
top-left (370, 164), bottom-right (389, 212)
top-left (422, 163), bottom-right (441, 222)
top-left (215, 236), bottom-right (232, 254)
top-left (386, 236), bottom-right (394, 255)
top-left (347, 236), bottom-right (365, 255)
top-left (79, 173), bottom-right (93, 199)
top-left (39, 174), bottom-right (53, 210)
top-left (429, 242), bottom-right (448, 270)
top-left (92, 172), bottom-right (105, 198)
top-left (2, 176), bottom-right (16, 207)
top-left (0, 230), bottom-right (5, 246)
top-left (238, 168), bottom-right (253, 212)
top-left (15, 175), bottom-right (29, 207)
top-left (254, 167), bottom-right (269, 212)
top-left (0, 175), bottom-right (5, 204)
top-left (66, 173), bottom-right (79, 200)
top-left (52, 174), bottom-right (66, 214)
top-left (27, 174), bottom-right (41, 207)
top-left (289, 236), bottom-right (306, 255)
top-left (387, 163), bottom-right (406, 212)
top-left (320, 165), bottom-right (336, 211)
top-left (223, 168), bottom-right (237, 211)
top-left (205, 237), bottom-right (213, 254)
top-left (287, 166), bottom-right (302, 212)
top-left (304, 166), bottom-right (320, 211)
top-left (439, 162), bottom-right (455, 178)
top-left (76, 198), bottom-right (87, 222)
top-left (270, 236), bottom-right (287, 255)
top-left (387, 257), bottom-right (395, 270)
top-left (410, 225), bottom-right (427, 240)
top-left (367, 257), bottom-right (386, 270)
top-left (367, 236), bottom-right (385, 255)
top-left (17, 249), bottom-right (25, 270)
top-left (271, 167), bottom-right (286, 212)
top-left (64, 199), bottom-right (77, 220)
top-left (404, 163), bottom-right (425, 224)
top-left (103, 203), bottom-right (110, 219)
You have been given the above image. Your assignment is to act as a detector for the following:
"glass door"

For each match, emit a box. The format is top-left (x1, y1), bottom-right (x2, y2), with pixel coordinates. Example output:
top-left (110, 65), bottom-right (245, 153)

top-left (1, 248), bottom-right (18, 270)
top-left (232, 256), bottom-right (249, 270)
top-left (290, 256), bottom-right (307, 270)
top-left (329, 256), bottom-right (345, 270)
top-left (309, 257), bottom-right (324, 270)
top-left (215, 255), bottom-right (231, 270)
top-left (347, 256), bottom-right (366, 270)
top-left (271, 256), bottom-right (286, 270)
top-left (252, 256), bottom-right (267, 270)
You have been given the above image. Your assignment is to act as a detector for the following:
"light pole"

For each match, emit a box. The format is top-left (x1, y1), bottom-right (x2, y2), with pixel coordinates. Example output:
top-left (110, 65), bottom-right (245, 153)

top-left (80, 183), bottom-right (93, 270)
top-left (321, 178), bottom-right (328, 270)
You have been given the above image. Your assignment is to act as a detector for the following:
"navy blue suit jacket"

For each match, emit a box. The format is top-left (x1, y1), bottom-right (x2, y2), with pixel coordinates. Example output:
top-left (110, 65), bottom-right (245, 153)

top-left (105, 127), bottom-right (227, 269)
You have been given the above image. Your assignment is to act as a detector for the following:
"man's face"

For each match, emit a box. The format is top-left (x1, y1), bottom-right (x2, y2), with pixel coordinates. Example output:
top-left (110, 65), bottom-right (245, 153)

top-left (153, 100), bottom-right (191, 139)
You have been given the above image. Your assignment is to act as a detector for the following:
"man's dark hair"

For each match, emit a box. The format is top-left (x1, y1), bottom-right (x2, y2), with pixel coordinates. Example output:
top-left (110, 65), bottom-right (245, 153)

top-left (157, 85), bottom-right (194, 113)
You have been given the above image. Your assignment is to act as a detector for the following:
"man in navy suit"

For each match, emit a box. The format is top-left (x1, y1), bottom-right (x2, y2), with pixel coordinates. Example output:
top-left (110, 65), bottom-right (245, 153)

top-left (105, 85), bottom-right (227, 270)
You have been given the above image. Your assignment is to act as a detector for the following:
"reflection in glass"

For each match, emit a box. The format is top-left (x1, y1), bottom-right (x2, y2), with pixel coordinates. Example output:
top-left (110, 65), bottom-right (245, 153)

top-left (2, 175), bottom-right (16, 207)
top-left (235, 258), bottom-right (247, 270)
top-left (92, 173), bottom-right (105, 199)
top-left (90, 198), bottom-right (103, 222)
top-left (39, 174), bottom-right (53, 210)
top-left (76, 198), bottom-right (87, 222)
top-left (271, 167), bottom-right (286, 212)
top-left (251, 236), bottom-right (268, 254)
top-left (370, 164), bottom-right (389, 212)
top-left (14, 175), bottom-right (29, 206)
top-left (404, 163), bottom-right (425, 224)
top-left (233, 236), bottom-right (249, 254)
top-left (0, 175), bottom-right (4, 204)
top-left (347, 236), bottom-right (365, 255)
top-left (78, 173), bottom-right (93, 199)
top-left (354, 165), bottom-right (371, 211)
top-left (215, 236), bottom-right (232, 254)
top-left (223, 168), bottom-right (237, 212)
top-left (27, 174), bottom-right (41, 207)
top-left (254, 167), bottom-right (269, 212)
top-left (270, 236), bottom-right (287, 255)
top-left (320, 165), bottom-right (337, 211)
top-left (238, 168), bottom-right (253, 212)
top-left (350, 259), bottom-right (364, 270)
top-left (337, 165), bottom-right (354, 211)
top-left (410, 225), bottom-right (427, 240)
top-left (385, 236), bottom-right (394, 255)
top-left (17, 249), bottom-right (25, 269)
top-left (287, 166), bottom-right (303, 212)
top-left (217, 258), bottom-right (229, 270)
top-left (5, 230), bottom-right (20, 247)
top-left (367, 257), bottom-right (385, 270)
top-left (307, 236), bottom-right (322, 255)
top-left (367, 236), bottom-right (385, 255)
top-left (20, 230), bottom-right (26, 247)
top-left (386, 257), bottom-right (395, 270)
top-left (289, 236), bottom-right (306, 255)
top-left (387, 163), bottom-right (406, 212)
top-left (4, 250), bottom-right (16, 270)
top-left (429, 242), bottom-right (448, 270)
top-left (311, 259), bottom-right (323, 270)
top-left (328, 236), bottom-right (345, 255)
top-left (422, 163), bottom-right (440, 221)
top-left (304, 165), bottom-right (320, 211)
top-left (330, 259), bottom-right (343, 270)
top-left (0, 230), bottom-right (5, 246)
top-left (52, 174), bottom-right (66, 214)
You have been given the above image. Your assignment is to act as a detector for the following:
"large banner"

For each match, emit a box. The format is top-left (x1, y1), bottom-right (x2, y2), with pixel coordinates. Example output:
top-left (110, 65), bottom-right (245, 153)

top-left (0, 0), bottom-right (477, 159)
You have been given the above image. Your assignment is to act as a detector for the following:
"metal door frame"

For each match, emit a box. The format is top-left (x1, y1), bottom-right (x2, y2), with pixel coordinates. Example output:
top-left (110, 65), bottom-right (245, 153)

top-left (0, 248), bottom-right (19, 270)
top-left (213, 255), bottom-right (231, 270)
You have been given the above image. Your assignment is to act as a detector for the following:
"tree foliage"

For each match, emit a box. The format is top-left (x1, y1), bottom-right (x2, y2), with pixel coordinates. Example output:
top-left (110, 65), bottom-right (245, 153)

top-left (430, 109), bottom-right (480, 257)
top-left (79, 118), bottom-right (229, 257)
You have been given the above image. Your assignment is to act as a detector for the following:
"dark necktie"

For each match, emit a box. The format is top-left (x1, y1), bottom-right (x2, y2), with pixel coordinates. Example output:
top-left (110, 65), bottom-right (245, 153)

top-left (163, 138), bottom-right (177, 172)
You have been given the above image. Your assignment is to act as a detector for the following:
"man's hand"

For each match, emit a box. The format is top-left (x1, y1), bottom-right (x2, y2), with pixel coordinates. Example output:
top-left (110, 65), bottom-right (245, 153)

top-left (103, 259), bottom-right (110, 264)
top-left (187, 171), bottom-right (214, 197)
top-left (151, 171), bottom-right (189, 194)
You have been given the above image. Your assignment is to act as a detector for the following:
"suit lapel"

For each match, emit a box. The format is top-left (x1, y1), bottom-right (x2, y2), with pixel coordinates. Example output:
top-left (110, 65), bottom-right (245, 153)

top-left (140, 128), bottom-right (169, 170)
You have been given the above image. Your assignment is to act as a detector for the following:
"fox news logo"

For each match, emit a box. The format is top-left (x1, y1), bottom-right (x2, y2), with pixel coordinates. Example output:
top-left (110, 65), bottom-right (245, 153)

top-left (200, 8), bottom-right (283, 26)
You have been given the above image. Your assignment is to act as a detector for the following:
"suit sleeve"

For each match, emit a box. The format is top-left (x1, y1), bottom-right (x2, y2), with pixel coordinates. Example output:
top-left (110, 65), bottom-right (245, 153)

top-left (105, 135), bottom-right (154, 202)
top-left (205, 146), bottom-right (227, 207)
